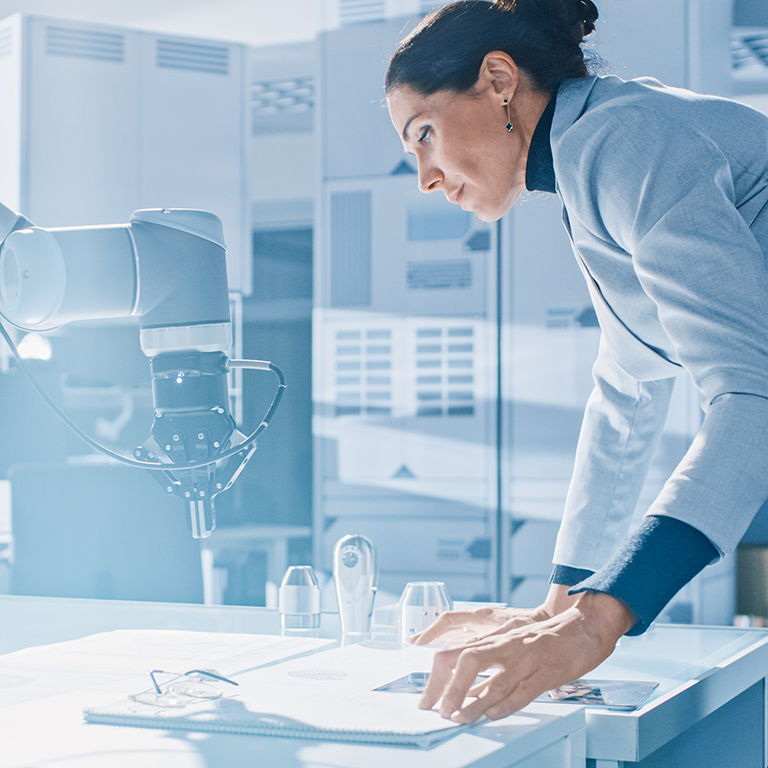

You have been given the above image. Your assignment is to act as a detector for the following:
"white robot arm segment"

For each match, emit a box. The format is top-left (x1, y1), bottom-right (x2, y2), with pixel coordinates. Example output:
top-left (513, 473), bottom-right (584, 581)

top-left (0, 203), bottom-right (270, 538)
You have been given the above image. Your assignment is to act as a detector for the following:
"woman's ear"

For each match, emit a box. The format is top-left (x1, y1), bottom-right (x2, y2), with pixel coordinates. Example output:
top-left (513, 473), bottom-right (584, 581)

top-left (477, 50), bottom-right (520, 99)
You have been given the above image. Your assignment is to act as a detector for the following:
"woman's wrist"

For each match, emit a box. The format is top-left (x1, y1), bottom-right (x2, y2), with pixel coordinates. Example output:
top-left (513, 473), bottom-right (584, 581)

top-left (572, 590), bottom-right (638, 643)
top-left (543, 583), bottom-right (582, 616)
top-left (538, 584), bottom-right (638, 647)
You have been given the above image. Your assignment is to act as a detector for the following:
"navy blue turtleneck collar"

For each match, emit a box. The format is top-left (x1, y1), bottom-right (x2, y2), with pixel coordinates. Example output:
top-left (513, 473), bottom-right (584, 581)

top-left (524, 93), bottom-right (557, 194)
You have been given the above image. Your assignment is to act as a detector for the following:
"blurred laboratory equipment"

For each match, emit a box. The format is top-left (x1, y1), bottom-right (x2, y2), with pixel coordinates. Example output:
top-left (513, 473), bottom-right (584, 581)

top-left (400, 581), bottom-right (452, 643)
top-left (333, 534), bottom-right (377, 636)
top-left (279, 565), bottom-right (321, 630)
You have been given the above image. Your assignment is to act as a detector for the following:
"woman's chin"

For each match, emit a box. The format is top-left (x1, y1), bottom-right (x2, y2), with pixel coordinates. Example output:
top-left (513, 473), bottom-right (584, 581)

top-left (473, 205), bottom-right (511, 223)
top-left (473, 192), bottom-right (522, 222)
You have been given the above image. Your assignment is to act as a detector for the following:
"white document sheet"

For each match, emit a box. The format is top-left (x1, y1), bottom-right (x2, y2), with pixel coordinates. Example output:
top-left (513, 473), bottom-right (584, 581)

top-left (0, 629), bottom-right (334, 709)
top-left (84, 640), bottom-right (471, 746)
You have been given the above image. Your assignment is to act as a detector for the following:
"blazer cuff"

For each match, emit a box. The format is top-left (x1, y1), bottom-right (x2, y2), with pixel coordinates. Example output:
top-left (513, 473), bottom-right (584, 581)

top-left (568, 515), bottom-right (718, 635)
top-left (550, 564), bottom-right (595, 586)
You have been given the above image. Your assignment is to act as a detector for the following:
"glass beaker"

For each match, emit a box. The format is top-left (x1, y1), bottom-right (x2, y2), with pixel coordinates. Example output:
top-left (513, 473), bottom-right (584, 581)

top-left (399, 581), bottom-right (452, 643)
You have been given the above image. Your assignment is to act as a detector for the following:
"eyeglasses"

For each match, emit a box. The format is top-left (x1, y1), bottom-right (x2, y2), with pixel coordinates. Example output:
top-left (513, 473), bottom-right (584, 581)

top-left (129, 668), bottom-right (239, 709)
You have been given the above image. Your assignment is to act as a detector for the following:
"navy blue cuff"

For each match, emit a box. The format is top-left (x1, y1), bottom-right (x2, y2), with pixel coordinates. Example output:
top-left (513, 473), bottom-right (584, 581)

top-left (550, 564), bottom-right (595, 586)
top-left (569, 515), bottom-right (718, 635)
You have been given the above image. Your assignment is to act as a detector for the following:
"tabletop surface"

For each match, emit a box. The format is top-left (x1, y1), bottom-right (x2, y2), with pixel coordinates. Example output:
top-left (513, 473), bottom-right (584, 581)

top-left (0, 595), bottom-right (586, 768)
top-left (583, 623), bottom-right (768, 762)
top-left (1, 595), bottom-right (767, 766)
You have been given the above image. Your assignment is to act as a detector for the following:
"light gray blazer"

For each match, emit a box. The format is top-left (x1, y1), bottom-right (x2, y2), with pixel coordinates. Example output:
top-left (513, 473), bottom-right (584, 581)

top-left (549, 75), bottom-right (768, 570)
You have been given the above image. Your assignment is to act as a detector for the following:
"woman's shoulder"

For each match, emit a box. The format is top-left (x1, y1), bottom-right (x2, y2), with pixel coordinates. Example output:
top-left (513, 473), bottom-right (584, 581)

top-left (550, 75), bottom-right (768, 249)
top-left (553, 74), bottom-right (768, 179)
top-left (556, 74), bottom-right (766, 142)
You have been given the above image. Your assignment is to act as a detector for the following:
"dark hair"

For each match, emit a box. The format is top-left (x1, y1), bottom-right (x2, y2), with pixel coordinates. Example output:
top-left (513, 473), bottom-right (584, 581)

top-left (386, 0), bottom-right (598, 95)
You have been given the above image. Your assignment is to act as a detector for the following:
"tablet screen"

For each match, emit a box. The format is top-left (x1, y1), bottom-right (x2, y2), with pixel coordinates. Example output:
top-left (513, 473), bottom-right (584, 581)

top-left (535, 678), bottom-right (659, 710)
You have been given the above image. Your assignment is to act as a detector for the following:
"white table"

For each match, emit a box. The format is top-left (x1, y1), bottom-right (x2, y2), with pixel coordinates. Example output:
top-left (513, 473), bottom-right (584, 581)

top-left (0, 596), bottom-right (584, 768)
top-left (2, 596), bottom-right (768, 768)
top-left (582, 624), bottom-right (768, 767)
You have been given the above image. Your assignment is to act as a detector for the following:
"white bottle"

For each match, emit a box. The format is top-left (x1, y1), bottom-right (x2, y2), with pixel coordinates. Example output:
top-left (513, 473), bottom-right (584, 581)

top-left (333, 535), bottom-right (377, 636)
top-left (279, 565), bottom-right (321, 630)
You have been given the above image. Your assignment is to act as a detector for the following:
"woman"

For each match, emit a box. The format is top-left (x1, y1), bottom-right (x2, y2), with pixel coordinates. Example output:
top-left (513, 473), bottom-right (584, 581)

top-left (387, 0), bottom-right (768, 723)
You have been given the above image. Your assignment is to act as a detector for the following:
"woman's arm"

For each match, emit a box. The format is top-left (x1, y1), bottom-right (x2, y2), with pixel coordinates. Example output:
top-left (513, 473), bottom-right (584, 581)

top-left (557, 97), bottom-right (768, 557)
top-left (553, 338), bottom-right (676, 572)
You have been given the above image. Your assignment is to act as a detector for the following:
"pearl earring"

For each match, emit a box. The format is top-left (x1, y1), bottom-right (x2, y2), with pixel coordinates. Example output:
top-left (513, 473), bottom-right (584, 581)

top-left (504, 98), bottom-right (514, 132)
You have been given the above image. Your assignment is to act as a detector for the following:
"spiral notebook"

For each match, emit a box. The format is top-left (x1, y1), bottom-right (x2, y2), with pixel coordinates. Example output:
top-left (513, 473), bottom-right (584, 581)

top-left (84, 642), bottom-right (471, 747)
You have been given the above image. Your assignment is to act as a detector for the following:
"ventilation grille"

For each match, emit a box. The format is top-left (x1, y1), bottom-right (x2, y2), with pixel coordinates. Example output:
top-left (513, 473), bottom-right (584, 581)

top-left (0, 26), bottom-right (12, 59)
top-left (252, 76), bottom-right (314, 115)
top-left (407, 260), bottom-right (472, 291)
top-left (334, 328), bottom-right (393, 417)
top-left (545, 307), bottom-right (579, 329)
top-left (156, 39), bottom-right (229, 75)
top-left (339, 0), bottom-right (386, 25)
top-left (330, 191), bottom-right (372, 307)
top-left (415, 326), bottom-right (475, 417)
top-left (324, 320), bottom-right (483, 420)
top-left (45, 25), bottom-right (124, 63)
top-left (732, 31), bottom-right (768, 70)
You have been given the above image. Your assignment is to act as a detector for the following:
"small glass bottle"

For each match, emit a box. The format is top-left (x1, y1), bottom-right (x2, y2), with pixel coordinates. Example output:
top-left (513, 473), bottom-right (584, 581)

top-left (279, 565), bottom-right (321, 630)
top-left (400, 581), bottom-right (452, 643)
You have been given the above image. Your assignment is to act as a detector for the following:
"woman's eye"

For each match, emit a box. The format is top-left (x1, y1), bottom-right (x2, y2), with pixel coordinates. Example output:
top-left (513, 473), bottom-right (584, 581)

top-left (418, 127), bottom-right (432, 144)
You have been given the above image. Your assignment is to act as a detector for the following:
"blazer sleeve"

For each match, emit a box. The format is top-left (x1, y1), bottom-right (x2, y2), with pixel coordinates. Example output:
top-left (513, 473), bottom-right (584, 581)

top-left (553, 337), bottom-right (675, 570)
top-left (555, 101), bottom-right (768, 557)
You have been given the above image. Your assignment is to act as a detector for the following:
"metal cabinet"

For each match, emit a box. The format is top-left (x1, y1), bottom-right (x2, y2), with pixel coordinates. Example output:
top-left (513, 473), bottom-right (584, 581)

top-left (0, 13), bottom-right (250, 293)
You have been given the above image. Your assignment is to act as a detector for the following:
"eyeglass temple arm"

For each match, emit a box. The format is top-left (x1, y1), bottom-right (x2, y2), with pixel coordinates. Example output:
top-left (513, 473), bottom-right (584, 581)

top-left (148, 668), bottom-right (239, 693)
top-left (185, 669), bottom-right (239, 687)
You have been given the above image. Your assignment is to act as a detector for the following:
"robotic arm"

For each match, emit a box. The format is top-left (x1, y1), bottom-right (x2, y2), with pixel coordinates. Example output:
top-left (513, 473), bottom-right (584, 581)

top-left (0, 203), bottom-right (284, 538)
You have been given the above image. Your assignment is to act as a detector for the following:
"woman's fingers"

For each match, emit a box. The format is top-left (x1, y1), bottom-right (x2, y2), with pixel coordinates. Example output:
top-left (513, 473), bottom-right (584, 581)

top-left (466, 675), bottom-right (493, 697)
top-left (481, 614), bottom-right (538, 637)
top-left (410, 606), bottom-right (544, 646)
top-left (410, 610), bottom-right (475, 645)
top-left (457, 681), bottom-right (536, 723)
top-left (424, 631), bottom-right (558, 724)
top-left (418, 592), bottom-right (636, 723)
top-left (418, 646), bottom-right (462, 708)
top-left (437, 647), bottom-right (488, 718)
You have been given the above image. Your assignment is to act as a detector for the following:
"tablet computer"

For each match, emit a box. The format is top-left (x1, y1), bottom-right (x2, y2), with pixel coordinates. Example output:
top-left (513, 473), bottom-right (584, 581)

top-left (374, 673), bottom-right (658, 711)
top-left (534, 678), bottom-right (659, 710)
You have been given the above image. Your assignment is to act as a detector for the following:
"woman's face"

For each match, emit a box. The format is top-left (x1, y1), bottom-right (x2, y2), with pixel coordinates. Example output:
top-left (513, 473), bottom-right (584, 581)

top-left (387, 84), bottom-right (529, 222)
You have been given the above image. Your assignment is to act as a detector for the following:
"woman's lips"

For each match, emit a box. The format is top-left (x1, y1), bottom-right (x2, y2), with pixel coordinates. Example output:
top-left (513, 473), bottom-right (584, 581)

top-left (448, 184), bottom-right (464, 206)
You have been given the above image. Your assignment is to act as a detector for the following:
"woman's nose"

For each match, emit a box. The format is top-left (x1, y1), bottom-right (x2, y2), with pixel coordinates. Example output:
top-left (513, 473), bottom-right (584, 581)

top-left (418, 162), bottom-right (443, 193)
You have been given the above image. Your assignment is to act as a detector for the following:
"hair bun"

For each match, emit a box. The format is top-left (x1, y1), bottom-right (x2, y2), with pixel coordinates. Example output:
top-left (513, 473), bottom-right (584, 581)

top-left (578, 0), bottom-right (598, 36)
top-left (494, 0), bottom-right (598, 38)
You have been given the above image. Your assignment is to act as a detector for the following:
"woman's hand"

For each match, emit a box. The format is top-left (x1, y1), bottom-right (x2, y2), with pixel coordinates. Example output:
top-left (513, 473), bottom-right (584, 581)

top-left (409, 605), bottom-right (549, 646)
top-left (418, 590), bottom-right (637, 723)
top-left (409, 584), bottom-right (586, 646)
